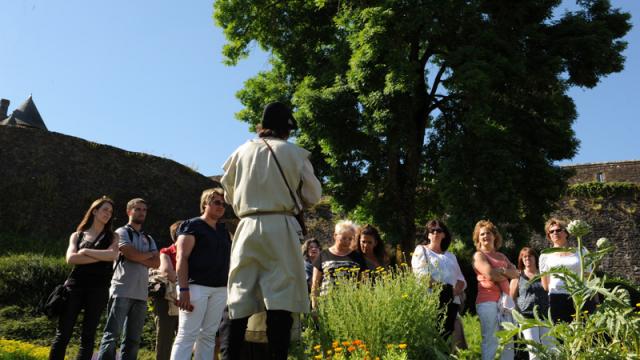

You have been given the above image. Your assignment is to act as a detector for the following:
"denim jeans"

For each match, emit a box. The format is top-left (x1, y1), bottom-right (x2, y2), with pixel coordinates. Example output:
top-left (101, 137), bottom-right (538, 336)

top-left (97, 297), bottom-right (148, 360)
top-left (170, 285), bottom-right (227, 360)
top-left (49, 286), bottom-right (109, 360)
top-left (476, 301), bottom-right (514, 360)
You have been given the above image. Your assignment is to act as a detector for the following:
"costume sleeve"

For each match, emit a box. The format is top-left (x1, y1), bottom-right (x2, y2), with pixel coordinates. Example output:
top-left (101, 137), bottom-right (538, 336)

top-left (221, 152), bottom-right (237, 206)
top-left (300, 158), bottom-right (322, 208)
top-left (411, 245), bottom-right (429, 277)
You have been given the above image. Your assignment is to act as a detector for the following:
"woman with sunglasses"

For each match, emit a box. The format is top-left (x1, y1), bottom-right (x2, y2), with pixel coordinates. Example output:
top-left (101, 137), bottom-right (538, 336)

top-left (539, 217), bottom-right (595, 324)
top-left (49, 197), bottom-right (119, 360)
top-left (411, 219), bottom-right (466, 340)
top-left (171, 188), bottom-right (232, 360)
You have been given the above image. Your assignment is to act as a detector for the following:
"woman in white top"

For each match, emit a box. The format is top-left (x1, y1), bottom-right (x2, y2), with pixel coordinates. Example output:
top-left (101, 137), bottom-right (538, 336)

top-left (539, 217), bottom-right (595, 323)
top-left (412, 219), bottom-right (466, 339)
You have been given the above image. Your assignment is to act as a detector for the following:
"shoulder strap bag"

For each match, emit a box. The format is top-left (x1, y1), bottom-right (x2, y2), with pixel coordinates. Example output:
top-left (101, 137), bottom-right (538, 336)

top-left (262, 139), bottom-right (308, 236)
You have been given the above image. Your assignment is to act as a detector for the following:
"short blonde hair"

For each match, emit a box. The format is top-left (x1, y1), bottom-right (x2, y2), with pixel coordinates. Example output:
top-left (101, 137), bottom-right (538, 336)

top-left (472, 220), bottom-right (503, 250)
top-left (200, 188), bottom-right (225, 213)
top-left (334, 220), bottom-right (356, 235)
top-left (544, 217), bottom-right (568, 241)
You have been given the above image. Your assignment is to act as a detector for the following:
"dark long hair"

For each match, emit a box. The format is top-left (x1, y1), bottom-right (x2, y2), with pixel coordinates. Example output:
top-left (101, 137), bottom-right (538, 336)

top-left (422, 219), bottom-right (452, 251)
top-left (357, 224), bottom-right (387, 265)
top-left (76, 196), bottom-right (115, 238)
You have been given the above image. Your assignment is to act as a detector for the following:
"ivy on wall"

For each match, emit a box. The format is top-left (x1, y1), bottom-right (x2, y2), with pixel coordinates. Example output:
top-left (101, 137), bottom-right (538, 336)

top-left (567, 182), bottom-right (640, 198)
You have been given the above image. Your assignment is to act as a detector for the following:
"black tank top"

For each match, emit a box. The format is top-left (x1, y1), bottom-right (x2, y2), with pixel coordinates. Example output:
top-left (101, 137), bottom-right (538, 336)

top-left (67, 231), bottom-right (115, 288)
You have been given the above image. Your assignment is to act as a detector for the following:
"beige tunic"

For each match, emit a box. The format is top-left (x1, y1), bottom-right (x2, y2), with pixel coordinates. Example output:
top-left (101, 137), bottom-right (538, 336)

top-left (221, 138), bottom-right (322, 319)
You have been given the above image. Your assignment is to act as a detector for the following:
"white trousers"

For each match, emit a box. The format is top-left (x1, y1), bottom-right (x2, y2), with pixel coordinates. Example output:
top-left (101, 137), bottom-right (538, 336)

top-left (477, 301), bottom-right (514, 360)
top-left (522, 325), bottom-right (552, 360)
top-left (170, 285), bottom-right (227, 360)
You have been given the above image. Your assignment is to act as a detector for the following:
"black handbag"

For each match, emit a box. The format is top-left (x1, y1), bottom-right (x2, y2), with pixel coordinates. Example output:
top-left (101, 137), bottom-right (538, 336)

top-left (43, 284), bottom-right (69, 318)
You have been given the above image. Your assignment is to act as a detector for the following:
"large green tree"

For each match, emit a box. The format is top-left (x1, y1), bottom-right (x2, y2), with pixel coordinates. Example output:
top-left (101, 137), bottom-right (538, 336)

top-left (214, 0), bottom-right (631, 251)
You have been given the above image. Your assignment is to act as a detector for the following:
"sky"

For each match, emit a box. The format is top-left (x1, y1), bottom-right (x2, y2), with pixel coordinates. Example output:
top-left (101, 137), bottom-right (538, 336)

top-left (2, 0), bottom-right (638, 176)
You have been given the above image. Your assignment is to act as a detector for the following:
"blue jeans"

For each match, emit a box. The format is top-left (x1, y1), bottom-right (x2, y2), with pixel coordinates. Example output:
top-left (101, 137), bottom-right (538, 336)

top-left (97, 297), bottom-right (147, 360)
top-left (477, 301), bottom-right (514, 360)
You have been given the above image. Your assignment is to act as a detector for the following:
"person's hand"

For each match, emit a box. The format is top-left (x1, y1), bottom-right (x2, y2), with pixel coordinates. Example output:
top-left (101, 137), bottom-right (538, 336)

top-left (176, 290), bottom-right (194, 312)
top-left (453, 280), bottom-right (465, 296)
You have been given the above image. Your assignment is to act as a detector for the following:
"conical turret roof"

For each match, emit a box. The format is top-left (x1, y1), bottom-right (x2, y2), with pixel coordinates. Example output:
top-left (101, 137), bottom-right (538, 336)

top-left (0, 95), bottom-right (47, 130)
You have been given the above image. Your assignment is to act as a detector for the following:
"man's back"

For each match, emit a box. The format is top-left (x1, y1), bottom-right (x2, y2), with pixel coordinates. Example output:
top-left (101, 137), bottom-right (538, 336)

top-left (222, 138), bottom-right (319, 217)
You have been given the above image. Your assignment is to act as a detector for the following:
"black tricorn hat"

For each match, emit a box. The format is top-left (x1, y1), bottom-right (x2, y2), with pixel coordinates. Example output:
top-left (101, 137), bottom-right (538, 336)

top-left (261, 102), bottom-right (298, 131)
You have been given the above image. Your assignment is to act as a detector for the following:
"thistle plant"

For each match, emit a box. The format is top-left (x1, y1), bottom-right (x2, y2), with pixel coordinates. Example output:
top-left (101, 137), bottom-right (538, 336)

top-left (498, 219), bottom-right (640, 359)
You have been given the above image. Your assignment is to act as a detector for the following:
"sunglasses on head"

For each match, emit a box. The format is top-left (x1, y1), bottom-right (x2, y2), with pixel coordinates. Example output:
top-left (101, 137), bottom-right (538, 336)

top-left (548, 228), bottom-right (565, 234)
top-left (429, 228), bottom-right (444, 234)
top-left (210, 200), bottom-right (226, 207)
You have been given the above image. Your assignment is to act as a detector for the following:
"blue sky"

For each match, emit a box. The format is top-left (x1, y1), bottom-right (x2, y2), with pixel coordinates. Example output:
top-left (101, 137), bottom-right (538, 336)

top-left (2, 0), bottom-right (638, 176)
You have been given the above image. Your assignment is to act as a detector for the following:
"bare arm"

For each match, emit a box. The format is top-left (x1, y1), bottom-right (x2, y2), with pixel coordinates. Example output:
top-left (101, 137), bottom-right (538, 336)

top-left (137, 252), bottom-right (160, 268)
top-left (176, 234), bottom-right (195, 311)
top-left (79, 233), bottom-right (119, 262)
top-left (509, 277), bottom-right (519, 300)
top-left (311, 267), bottom-right (323, 310)
top-left (158, 253), bottom-right (177, 282)
top-left (541, 275), bottom-right (550, 292)
top-left (473, 252), bottom-right (508, 282)
top-left (119, 244), bottom-right (155, 263)
top-left (66, 232), bottom-right (99, 265)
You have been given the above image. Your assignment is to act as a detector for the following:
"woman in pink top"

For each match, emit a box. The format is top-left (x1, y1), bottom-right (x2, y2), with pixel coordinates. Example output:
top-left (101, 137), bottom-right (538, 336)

top-left (472, 220), bottom-right (519, 360)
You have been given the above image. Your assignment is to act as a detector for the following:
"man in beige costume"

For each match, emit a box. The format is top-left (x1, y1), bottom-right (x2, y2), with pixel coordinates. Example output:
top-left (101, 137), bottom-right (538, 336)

top-left (220, 102), bottom-right (322, 359)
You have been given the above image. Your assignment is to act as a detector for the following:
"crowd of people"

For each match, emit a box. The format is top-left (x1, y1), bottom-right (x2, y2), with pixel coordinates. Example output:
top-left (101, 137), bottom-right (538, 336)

top-left (48, 102), bottom-right (592, 360)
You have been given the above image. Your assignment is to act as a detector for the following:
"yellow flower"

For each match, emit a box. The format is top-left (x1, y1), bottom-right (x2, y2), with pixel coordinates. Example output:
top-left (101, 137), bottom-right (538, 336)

top-left (314, 345), bottom-right (322, 351)
top-left (314, 355), bottom-right (323, 359)
top-left (332, 341), bottom-right (339, 348)
top-left (386, 344), bottom-right (395, 349)
top-left (335, 347), bottom-right (344, 353)
top-left (327, 350), bottom-right (333, 355)
top-left (398, 343), bottom-right (408, 350)
top-left (402, 293), bottom-right (409, 299)
top-left (636, 303), bottom-right (640, 307)
top-left (352, 339), bottom-right (363, 346)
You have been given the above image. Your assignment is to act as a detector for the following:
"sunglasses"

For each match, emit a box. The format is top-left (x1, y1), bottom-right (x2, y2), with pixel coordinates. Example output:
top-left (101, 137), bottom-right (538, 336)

top-left (210, 200), bottom-right (226, 207)
top-left (548, 229), bottom-right (565, 234)
top-left (429, 228), bottom-right (444, 234)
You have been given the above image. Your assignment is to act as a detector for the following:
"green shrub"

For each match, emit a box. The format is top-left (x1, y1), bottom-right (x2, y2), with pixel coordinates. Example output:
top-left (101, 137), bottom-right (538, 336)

top-left (0, 254), bottom-right (70, 309)
top-left (0, 307), bottom-right (56, 343)
top-left (0, 233), bottom-right (67, 256)
top-left (307, 265), bottom-right (448, 359)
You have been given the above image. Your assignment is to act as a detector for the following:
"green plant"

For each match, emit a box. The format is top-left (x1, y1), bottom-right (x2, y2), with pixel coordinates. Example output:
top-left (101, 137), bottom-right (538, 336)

top-left (498, 219), bottom-right (640, 359)
top-left (307, 265), bottom-right (448, 359)
top-left (0, 255), bottom-right (70, 309)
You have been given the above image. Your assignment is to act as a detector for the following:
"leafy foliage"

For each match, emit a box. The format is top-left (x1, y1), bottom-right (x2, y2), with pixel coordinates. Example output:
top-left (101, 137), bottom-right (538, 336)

top-left (0, 254), bottom-right (70, 309)
top-left (499, 220), bottom-right (640, 359)
top-left (308, 266), bottom-right (448, 359)
top-left (214, 0), bottom-right (631, 251)
top-left (567, 182), bottom-right (640, 198)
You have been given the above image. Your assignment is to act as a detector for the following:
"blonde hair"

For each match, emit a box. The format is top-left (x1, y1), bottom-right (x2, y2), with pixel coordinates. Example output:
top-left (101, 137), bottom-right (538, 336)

top-left (334, 220), bottom-right (356, 235)
top-left (200, 188), bottom-right (225, 213)
top-left (544, 217), bottom-right (568, 241)
top-left (472, 219), bottom-right (503, 250)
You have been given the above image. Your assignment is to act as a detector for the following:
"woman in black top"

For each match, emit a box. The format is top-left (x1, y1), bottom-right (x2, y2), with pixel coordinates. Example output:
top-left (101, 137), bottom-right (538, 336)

top-left (509, 247), bottom-right (551, 360)
top-left (355, 224), bottom-right (389, 270)
top-left (311, 220), bottom-right (366, 309)
top-left (50, 196), bottom-right (119, 360)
